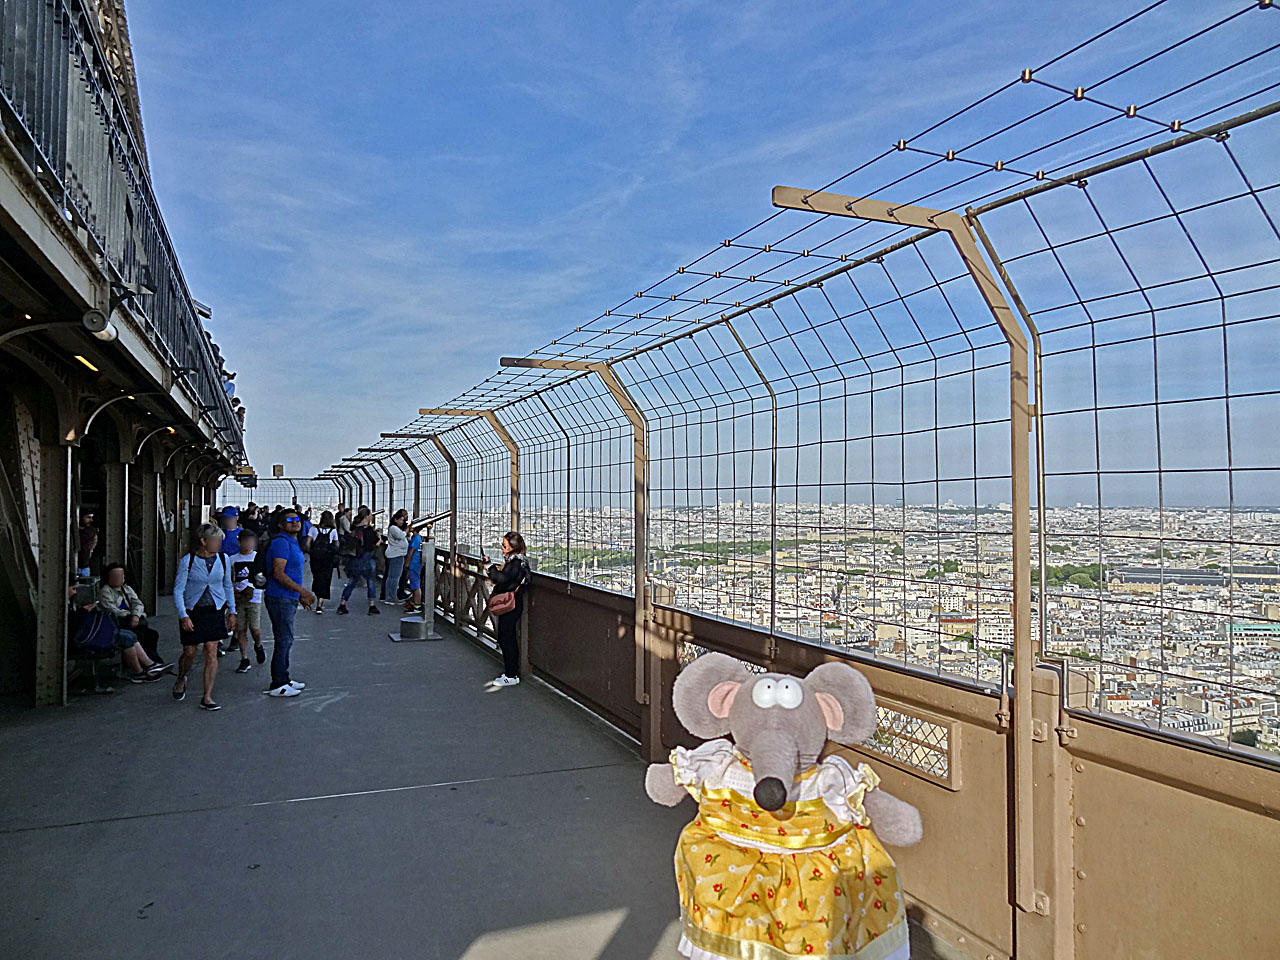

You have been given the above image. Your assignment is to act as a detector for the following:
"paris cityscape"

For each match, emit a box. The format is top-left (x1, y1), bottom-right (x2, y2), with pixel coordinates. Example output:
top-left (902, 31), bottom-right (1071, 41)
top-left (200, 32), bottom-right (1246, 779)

top-left (479, 500), bottom-right (1280, 757)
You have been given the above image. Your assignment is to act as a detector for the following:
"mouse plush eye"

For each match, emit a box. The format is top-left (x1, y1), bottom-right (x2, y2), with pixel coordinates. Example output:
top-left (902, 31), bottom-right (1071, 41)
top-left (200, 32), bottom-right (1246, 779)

top-left (776, 678), bottom-right (804, 709)
top-left (751, 679), bottom-right (778, 708)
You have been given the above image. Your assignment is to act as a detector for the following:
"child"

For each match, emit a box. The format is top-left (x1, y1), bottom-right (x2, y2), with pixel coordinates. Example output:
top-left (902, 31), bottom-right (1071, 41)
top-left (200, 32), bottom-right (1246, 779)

top-left (404, 526), bottom-right (424, 613)
top-left (230, 530), bottom-right (267, 673)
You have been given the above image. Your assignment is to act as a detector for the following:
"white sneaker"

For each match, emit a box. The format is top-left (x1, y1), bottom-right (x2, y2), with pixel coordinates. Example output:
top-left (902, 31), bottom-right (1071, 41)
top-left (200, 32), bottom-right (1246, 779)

top-left (490, 675), bottom-right (520, 687)
top-left (287, 680), bottom-right (306, 690)
top-left (264, 684), bottom-right (301, 697)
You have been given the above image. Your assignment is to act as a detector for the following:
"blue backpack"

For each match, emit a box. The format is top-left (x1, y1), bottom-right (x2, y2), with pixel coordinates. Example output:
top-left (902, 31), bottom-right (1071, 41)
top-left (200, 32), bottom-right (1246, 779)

top-left (72, 609), bottom-right (117, 655)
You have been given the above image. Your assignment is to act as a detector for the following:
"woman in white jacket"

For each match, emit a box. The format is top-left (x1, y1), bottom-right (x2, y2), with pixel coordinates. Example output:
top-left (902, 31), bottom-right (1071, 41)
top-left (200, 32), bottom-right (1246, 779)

top-left (382, 509), bottom-right (410, 603)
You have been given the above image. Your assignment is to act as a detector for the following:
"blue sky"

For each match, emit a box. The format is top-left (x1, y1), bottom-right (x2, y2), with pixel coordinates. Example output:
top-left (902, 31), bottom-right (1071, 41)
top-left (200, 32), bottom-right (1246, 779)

top-left (125, 0), bottom-right (1254, 479)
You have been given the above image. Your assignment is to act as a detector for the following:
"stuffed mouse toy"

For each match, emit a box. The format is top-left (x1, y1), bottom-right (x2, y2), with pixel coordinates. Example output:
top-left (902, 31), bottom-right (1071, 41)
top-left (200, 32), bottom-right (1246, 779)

top-left (646, 653), bottom-right (922, 960)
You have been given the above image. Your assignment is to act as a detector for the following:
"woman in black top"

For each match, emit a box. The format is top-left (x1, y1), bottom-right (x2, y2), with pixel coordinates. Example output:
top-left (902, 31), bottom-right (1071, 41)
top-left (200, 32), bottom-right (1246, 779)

top-left (310, 510), bottom-right (339, 613)
top-left (483, 531), bottom-right (530, 688)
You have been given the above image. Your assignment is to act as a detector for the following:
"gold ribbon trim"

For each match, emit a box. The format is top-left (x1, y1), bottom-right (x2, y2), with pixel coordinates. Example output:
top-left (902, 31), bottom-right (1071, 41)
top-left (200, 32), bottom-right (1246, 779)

top-left (680, 910), bottom-right (909, 960)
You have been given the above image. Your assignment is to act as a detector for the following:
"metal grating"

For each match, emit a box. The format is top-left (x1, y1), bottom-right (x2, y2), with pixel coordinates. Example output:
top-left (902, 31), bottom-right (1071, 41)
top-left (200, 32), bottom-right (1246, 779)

top-left (859, 703), bottom-right (954, 786)
top-left (320, 2), bottom-right (1280, 765)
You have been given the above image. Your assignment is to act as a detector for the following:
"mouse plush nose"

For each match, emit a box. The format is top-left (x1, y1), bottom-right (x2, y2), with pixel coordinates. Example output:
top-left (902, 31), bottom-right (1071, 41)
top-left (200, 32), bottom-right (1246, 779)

top-left (753, 777), bottom-right (788, 811)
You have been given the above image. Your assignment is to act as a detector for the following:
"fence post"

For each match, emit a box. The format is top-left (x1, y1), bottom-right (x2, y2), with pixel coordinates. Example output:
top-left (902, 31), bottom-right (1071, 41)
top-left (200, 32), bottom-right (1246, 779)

top-left (771, 186), bottom-right (1038, 927)
top-left (418, 409), bottom-right (519, 533)
top-left (396, 448), bottom-right (421, 518)
top-left (431, 434), bottom-right (460, 624)
top-left (535, 394), bottom-right (573, 580)
top-left (500, 356), bottom-right (663, 760)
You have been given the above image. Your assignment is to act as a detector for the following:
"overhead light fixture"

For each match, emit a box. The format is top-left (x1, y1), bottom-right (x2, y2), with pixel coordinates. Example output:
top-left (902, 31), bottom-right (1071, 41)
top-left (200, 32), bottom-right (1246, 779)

top-left (127, 394), bottom-right (136, 400)
top-left (22, 313), bottom-right (31, 320)
top-left (74, 355), bottom-right (99, 372)
top-left (166, 427), bottom-right (176, 434)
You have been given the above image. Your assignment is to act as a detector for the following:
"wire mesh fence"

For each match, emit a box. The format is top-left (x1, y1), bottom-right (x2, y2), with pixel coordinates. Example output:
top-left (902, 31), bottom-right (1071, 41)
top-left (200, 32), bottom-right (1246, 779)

top-left (318, 1), bottom-right (1280, 762)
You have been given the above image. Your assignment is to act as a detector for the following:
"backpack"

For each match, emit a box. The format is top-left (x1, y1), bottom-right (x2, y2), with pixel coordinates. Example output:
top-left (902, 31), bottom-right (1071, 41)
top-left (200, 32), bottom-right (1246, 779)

top-left (72, 609), bottom-right (117, 655)
top-left (252, 537), bottom-right (277, 586)
top-left (311, 528), bottom-right (336, 561)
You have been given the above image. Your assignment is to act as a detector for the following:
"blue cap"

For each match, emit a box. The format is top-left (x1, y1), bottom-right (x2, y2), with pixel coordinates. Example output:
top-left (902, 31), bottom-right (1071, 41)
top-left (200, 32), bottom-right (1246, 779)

top-left (222, 505), bottom-right (239, 517)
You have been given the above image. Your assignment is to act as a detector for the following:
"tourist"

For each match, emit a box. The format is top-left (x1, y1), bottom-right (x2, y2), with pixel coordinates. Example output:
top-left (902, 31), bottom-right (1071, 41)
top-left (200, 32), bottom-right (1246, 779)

top-left (242, 503), bottom-right (265, 540)
top-left (230, 530), bottom-right (267, 673)
top-left (96, 563), bottom-right (164, 668)
top-left (404, 525), bottom-right (425, 613)
top-left (309, 510), bottom-right (339, 614)
top-left (336, 508), bottom-right (380, 616)
top-left (218, 505), bottom-right (243, 555)
top-left (77, 510), bottom-right (98, 577)
top-left (172, 523), bottom-right (236, 710)
top-left (300, 510), bottom-right (315, 553)
top-left (336, 505), bottom-right (354, 577)
top-left (264, 509), bottom-right (315, 698)
top-left (382, 509), bottom-right (409, 603)
top-left (483, 532), bottom-right (531, 687)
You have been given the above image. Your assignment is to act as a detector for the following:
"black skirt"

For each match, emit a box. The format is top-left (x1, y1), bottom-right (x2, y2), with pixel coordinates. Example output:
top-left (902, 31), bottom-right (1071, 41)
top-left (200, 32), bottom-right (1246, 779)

top-left (182, 605), bottom-right (228, 646)
top-left (311, 557), bottom-right (335, 599)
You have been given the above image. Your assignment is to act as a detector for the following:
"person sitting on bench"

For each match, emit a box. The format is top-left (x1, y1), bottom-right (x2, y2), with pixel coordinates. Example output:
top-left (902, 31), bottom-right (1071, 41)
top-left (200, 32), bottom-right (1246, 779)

top-left (97, 564), bottom-right (166, 669)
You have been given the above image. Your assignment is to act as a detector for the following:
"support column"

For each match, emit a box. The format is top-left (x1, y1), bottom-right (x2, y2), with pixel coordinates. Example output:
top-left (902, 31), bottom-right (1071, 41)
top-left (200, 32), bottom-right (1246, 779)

top-left (103, 458), bottom-right (128, 568)
top-left (141, 463), bottom-right (159, 611)
top-left (35, 442), bottom-right (71, 706)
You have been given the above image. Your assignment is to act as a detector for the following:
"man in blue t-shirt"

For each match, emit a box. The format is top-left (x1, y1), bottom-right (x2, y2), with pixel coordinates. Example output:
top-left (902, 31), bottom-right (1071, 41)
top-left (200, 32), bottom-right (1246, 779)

top-left (263, 510), bottom-right (315, 698)
top-left (218, 506), bottom-right (243, 555)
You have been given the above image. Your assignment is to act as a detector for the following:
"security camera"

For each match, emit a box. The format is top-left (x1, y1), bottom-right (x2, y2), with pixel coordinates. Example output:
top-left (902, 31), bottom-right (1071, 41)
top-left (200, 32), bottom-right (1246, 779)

top-left (81, 309), bottom-right (117, 342)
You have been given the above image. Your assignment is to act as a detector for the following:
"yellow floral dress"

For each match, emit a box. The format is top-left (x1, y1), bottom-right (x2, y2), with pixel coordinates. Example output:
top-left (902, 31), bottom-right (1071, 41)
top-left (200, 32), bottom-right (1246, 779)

top-left (668, 739), bottom-right (909, 960)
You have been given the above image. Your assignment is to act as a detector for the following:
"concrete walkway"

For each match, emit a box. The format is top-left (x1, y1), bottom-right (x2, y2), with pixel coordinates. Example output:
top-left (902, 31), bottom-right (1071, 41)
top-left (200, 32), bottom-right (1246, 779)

top-left (0, 602), bottom-right (691, 960)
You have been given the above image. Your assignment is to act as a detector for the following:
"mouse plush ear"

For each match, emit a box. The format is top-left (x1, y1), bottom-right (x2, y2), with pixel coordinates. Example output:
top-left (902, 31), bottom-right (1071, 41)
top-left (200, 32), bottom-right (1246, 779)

top-left (673, 652), bottom-right (751, 738)
top-left (804, 661), bottom-right (878, 744)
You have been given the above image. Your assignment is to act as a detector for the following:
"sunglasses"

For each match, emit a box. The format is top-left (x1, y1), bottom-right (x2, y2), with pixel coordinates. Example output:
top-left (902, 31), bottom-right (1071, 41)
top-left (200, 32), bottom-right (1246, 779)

top-left (283, 516), bottom-right (302, 523)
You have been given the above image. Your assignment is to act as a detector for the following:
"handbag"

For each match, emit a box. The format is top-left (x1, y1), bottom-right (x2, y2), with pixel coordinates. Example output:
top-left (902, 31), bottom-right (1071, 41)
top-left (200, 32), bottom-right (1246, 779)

top-left (488, 590), bottom-right (516, 616)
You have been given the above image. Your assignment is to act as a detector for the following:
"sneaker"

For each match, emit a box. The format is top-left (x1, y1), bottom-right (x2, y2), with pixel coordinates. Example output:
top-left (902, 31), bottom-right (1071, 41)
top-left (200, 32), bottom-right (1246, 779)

top-left (216, 646), bottom-right (226, 658)
top-left (235, 659), bottom-right (252, 674)
top-left (489, 675), bottom-right (520, 687)
top-left (368, 605), bottom-right (380, 616)
top-left (287, 680), bottom-right (306, 690)
top-left (145, 661), bottom-right (167, 675)
top-left (129, 671), bottom-right (160, 684)
top-left (255, 644), bottom-right (266, 664)
top-left (172, 684), bottom-right (186, 701)
top-left (315, 607), bottom-right (324, 615)
top-left (199, 700), bottom-right (222, 711)
top-left (336, 605), bottom-right (350, 616)
top-left (264, 684), bottom-right (301, 698)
